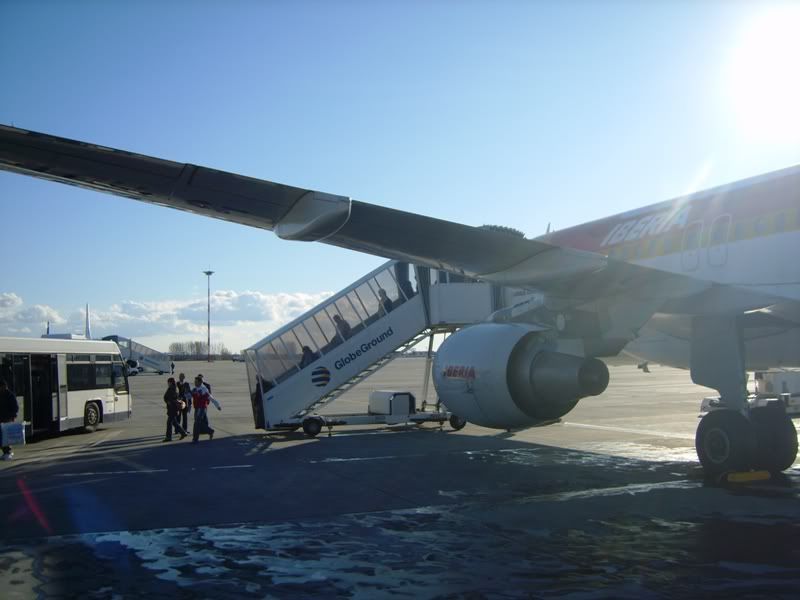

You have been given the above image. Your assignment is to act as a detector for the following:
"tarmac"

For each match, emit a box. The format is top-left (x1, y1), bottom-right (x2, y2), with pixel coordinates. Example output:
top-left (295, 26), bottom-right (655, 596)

top-left (0, 358), bottom-right (798, 598)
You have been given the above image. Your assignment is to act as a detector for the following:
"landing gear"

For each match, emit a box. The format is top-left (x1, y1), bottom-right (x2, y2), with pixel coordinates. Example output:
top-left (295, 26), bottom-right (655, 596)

top-left (695, 405), bottom-right (798, 477)
top-left (695, 410), bottom-right (756, 476)
top-left (751, 404), bottom-right (798, 472)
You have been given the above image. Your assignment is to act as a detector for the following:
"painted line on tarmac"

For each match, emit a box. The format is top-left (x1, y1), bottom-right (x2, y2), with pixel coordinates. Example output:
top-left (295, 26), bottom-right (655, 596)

top-left (55, 469), bottom-right (169, 477)
top-left (562, 421), bottom-right (694, 440)
top-left (309, 454), bottom-right (427, 464)
top-left (53, 465), bottom-right (253, 477)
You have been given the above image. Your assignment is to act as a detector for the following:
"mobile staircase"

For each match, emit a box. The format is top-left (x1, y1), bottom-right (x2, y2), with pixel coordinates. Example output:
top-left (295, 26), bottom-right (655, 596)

top-left (243, 260), bottom-right (498, 436)
top-left (102, 335), bottom-right (171, 374)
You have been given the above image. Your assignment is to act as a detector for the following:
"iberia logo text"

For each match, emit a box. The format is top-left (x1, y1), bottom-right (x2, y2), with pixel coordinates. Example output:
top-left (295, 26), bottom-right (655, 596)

top-left (444, 365), bottom-right (476, 379)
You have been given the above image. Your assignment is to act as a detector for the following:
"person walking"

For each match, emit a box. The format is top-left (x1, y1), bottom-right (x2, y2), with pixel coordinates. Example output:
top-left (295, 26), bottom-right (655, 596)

top-left (191, 376), bottom-right (220, 443)
top-left (163, 377), bottom-right (187, 442)
top-left (177, 372), bottom-right (192, 433)
top-left (170, 361), bottom-right (175, 375)
top-left (0, 379), bottom-right (19, 460)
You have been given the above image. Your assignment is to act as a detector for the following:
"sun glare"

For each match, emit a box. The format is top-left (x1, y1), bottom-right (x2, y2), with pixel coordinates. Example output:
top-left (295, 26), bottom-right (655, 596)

top-left (727, 5), bottom-right (800, 143)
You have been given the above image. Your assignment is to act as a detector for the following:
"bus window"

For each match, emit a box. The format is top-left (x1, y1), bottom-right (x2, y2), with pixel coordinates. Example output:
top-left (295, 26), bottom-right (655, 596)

top-left (95, 364), bottom-right (112, 388)
top-left (67, 364), bottom-right (93, 391)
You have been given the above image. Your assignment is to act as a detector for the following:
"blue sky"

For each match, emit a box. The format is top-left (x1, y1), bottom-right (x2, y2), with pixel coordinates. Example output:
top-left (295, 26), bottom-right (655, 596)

top-left (1, 0), bottom-right (799, 351)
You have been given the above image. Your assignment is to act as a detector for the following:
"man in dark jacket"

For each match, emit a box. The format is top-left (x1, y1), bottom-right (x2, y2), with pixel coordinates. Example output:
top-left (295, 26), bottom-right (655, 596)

top-left (176, 373), bottom-right (192, 433)
top-left (163, 377), bottom-right (187, 442)
top-left (0, 379), bottom-right (19, 460)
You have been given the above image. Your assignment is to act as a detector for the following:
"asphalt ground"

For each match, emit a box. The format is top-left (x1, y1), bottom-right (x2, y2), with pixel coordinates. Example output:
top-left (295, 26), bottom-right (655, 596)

top-left (0, 359), bottom-right (798, 598)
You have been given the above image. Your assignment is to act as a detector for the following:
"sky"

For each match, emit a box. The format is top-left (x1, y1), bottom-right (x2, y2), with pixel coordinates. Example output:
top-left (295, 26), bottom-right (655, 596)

top-left (1, 0), bottom-right (799, 352)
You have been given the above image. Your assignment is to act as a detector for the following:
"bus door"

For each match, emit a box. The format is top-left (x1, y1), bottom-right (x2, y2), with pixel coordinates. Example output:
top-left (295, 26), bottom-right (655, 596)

top-left (112, 362), bottom-right (130, 417)
top-left (12, 354), bottom-right (31, 429)
top-left (57, 354), bottom-right (69, 431)
top-left (29, 353), bottom-right (57, 433)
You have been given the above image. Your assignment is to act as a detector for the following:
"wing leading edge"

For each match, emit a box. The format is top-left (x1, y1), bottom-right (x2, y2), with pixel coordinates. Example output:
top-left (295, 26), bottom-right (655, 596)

top-left (0, 124), bottom-right (702, 310)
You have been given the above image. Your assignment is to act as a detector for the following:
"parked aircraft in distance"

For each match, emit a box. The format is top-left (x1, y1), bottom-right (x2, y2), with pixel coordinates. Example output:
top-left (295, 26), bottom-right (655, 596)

top-left (1, 124), bottom-right (798, 477)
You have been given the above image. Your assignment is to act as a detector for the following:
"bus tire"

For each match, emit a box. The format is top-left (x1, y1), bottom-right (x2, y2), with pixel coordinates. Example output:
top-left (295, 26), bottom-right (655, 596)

top-left (84, 402), bottom-right (101, 432)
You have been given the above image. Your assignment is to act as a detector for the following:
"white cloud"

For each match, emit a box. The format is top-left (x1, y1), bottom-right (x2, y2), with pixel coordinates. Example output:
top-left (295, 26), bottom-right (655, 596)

top-left (0, 292), bottom-right (66, 331)
top-left (0, 292), bottom-right (23, 313)
top-left (0, 290), bottom-right (333, 352)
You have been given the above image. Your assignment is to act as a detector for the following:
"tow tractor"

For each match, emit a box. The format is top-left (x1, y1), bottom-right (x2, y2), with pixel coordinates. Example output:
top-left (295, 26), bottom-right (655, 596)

top-left (295, 390), bottom-right (467, 438)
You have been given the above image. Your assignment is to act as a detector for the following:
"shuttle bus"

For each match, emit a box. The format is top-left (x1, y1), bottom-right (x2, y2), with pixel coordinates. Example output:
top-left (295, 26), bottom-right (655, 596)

top-left (0, 337), bottom-right (132, 437)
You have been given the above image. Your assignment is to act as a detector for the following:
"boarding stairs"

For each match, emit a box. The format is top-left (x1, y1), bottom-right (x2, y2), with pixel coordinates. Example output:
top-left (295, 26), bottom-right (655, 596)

top-left (102, 335), bottom-right (171, 374)
top-left (243, 260), bottom-right (499, 430)
top-left (299, 327), bottom-right (446, 418)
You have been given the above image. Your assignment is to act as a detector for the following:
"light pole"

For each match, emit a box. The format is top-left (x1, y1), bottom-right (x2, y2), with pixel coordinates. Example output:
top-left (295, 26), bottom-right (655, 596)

top-left (203, 270), bottom-right (214, 362)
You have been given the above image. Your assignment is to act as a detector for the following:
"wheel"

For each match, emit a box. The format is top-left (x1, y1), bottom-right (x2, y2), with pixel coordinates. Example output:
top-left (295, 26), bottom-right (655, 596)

top-left (752, 404), bottom-right (798, 472)
top-left (449, 414), bottom-right (467, 431)
top-left (302, 417), bottom-right (323, 438)
top-left (695, 409), bottom-right (757, 477)
top-left (84, 402), bottom-right (100, 432)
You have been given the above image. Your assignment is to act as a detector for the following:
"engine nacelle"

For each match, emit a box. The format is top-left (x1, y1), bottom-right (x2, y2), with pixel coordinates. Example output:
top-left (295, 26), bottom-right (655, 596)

top-left (433, 323), bottom-right (609, 429)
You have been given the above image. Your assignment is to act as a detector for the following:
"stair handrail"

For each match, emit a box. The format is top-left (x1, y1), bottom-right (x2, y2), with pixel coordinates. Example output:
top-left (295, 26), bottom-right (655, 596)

top-left (244, 259), bottom-right (400, 353)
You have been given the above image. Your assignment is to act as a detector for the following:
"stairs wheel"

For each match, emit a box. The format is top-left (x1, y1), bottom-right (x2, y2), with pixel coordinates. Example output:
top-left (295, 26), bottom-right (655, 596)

top-left (302, 417), bottom-right (324, 438)
top-left (449, 414), bottom-right (467, 431)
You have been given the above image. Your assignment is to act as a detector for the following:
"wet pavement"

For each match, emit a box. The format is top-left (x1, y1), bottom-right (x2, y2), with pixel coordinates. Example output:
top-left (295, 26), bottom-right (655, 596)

top-left (1, 362), bottom-right (799, 598)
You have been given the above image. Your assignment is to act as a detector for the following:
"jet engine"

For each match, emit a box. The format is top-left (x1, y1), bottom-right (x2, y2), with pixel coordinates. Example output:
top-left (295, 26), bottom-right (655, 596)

top-left (433, 323), bottom-right (609, 429)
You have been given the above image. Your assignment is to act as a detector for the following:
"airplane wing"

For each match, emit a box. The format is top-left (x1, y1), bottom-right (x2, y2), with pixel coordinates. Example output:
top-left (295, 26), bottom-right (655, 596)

top-left (0, 124), bottom-right (704, 315)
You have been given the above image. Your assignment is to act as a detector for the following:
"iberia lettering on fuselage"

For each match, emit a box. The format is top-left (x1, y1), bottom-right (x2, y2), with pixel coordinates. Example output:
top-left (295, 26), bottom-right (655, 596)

top-left (600, 207), bottom-right (690, 247)
top-left (444, 365), bottom-right (476, 379)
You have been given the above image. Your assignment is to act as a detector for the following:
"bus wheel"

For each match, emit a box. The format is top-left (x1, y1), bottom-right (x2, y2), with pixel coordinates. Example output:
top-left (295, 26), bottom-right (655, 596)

top-left (84, 402), bottom-right (100, 432)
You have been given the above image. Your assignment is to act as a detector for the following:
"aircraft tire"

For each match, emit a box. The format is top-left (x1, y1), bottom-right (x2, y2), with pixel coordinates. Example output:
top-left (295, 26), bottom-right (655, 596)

top-left (695, 409), bottom-right (756, 477)
top-left (751, 404), bottom-right (798, 473)
top-left (302, 417), bottom-right (323, 438)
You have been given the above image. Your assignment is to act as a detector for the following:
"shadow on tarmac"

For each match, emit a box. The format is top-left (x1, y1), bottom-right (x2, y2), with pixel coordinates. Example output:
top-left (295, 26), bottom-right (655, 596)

top-left (1, 426), bottom-right (799, 598)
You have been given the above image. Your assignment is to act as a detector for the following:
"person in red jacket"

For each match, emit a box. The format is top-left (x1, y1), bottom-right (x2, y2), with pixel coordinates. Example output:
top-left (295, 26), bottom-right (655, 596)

top-left (191, 376), bottom-right (220, 443)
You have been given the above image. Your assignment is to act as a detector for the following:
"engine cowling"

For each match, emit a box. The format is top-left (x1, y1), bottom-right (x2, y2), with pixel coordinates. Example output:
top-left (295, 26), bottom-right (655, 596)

top-left (433, 323), bottom-right (609, 429)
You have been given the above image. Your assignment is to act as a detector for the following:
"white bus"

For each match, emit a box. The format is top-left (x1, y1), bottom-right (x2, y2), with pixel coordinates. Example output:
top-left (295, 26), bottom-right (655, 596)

top-left (0, 337), bottom-right (132, 436)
